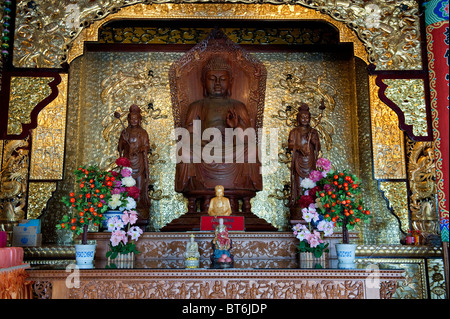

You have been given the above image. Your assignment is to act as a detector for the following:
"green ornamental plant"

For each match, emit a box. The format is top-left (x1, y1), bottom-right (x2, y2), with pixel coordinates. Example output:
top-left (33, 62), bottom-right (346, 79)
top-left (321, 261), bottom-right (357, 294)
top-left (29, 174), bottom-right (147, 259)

top-left (316, 169), bottom-right (372, 244)
top-left (56, 165), bottom-right (113, 245)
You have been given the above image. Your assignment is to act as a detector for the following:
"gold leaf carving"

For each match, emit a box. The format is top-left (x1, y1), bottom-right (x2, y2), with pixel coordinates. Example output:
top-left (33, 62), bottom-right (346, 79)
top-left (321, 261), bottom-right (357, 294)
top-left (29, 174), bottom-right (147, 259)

top-left (383, 79), bottom-right (428, 137)
top-left (27, 182), bottom-right (57, 219)
top-left (30, 74), bottom-right (68, 180)
top-left (13, 2), bottom-right (421, 70)
top-left (369, 75), bottom-right (406, 179)
top-left (8, 77), bottom-right (54, 135)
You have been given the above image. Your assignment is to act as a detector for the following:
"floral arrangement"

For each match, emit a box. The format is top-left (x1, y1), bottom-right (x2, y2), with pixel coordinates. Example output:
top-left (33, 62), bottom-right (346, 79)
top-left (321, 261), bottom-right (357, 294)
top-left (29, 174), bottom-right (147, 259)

top-left (106, 210), bottom-right (143, 261)
top-left (315, 169), bottom-right (372, 244)
top-left (56, 165), bottom-right (113, 245)
top-left (294, 157), bottom-right (372, 246)
top-left (292, 158), bottom-right (335, 258)
top-left (107, 157), bottom-right (140, 212)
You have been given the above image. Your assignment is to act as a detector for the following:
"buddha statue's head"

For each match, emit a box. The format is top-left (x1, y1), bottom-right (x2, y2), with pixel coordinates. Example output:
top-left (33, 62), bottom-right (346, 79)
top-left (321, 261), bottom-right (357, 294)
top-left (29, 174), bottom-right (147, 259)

top-left (214, 185), bottom-right (225, 197)
top-left (128, 104), bottom-right (142, 127)
top-left (297, 103), bottom-right (311, 127)
top-left (201, 56), bottom-right (233, 98)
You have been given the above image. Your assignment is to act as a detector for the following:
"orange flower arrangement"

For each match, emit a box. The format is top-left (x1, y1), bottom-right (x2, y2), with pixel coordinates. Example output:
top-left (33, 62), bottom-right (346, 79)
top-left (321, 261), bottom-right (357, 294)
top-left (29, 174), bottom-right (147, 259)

top-left (56, 165), bottom-right (113, 245)
top-left (316, 169), bottom-right (372, 243)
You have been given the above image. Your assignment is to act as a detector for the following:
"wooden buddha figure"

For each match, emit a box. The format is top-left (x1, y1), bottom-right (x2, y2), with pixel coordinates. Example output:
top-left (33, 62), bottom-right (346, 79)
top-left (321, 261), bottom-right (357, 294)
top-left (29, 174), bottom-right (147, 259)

top-left (288, 103), bottom-right (321, 219)
top-left (169, 29), bottom-right (267, 215)
top-left (118, 104), bottom-right (151, 226)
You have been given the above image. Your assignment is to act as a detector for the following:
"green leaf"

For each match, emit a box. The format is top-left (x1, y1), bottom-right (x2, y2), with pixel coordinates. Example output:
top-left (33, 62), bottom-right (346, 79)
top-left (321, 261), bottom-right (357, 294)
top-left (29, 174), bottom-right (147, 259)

top-left (314, 249), bottom-right (322, 258)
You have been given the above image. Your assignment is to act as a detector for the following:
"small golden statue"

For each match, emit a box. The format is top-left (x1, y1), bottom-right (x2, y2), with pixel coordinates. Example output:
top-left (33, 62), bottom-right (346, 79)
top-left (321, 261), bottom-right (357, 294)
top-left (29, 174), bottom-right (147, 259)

top-left (208, 185), bottom-right (232, 216)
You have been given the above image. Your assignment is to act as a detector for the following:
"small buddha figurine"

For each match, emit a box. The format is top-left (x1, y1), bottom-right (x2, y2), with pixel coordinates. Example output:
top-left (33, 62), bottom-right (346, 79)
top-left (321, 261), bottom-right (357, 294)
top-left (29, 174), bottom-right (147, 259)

top-left (208, 185), bottom-right (232, 216)
top-left (184, 234), bottom-right (200, 268)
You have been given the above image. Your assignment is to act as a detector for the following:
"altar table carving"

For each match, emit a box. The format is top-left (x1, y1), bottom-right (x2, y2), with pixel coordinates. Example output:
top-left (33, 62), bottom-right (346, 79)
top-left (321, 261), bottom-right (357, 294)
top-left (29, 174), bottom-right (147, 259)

top-left (27, 267), bottom-right (403, 299)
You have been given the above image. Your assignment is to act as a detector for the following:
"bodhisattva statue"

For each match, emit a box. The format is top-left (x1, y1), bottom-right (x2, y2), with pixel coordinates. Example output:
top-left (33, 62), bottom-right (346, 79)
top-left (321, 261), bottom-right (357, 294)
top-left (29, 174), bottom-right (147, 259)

top-left (118, 104), bottom-right (151, 225)
top-left (175, 56), bottom-right (261, 194)
top-left (211, 218), bottom-right (232, 263)
top-left (208, 185), bottom-right (232, 216)
top-left (288, 103), bottom-right (321, 213)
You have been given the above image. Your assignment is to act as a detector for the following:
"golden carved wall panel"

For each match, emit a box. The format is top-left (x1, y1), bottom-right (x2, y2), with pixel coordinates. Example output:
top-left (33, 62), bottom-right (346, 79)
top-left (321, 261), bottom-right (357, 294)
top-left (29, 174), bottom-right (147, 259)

top-left (27, 182), bottom-right (57, 219)
top-left (30, 74), bottom-right (68, 180)
top-left (383, 79), bottom-right (428, 138)
top-left (405, 137), bottom-right (440, 244)
top-left (379, 181), bottom-right (409, 234)
top-left (356, 258), bottom-right (427, 299)
top-left (353, 60), bottom-right (401, 245)
top-left (427, 258), bottom-right (447, 299)
top-left (0, 139), bottom-right (29, 225)
top-left (7, 77), bottom-right (54, 135)
top-left (13, 1), bottom-right (422, 70)
top-left (369, 75), bottom-right (406, 180)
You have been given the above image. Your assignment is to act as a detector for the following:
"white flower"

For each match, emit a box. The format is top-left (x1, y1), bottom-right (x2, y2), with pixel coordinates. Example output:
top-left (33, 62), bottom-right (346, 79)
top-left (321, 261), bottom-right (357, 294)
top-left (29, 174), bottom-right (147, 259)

top-left (300, 178), bottom-right (316, 189)
top-left (127, 226), bottom-right (143, 241)
top-left (317, 220), bottom-right (327, 232)
top-left (107, 216), bottom-right (120, 232)
top-left (319, 220), bottom-right (335, 236)
top-left (121, 176), bottom-right (136, 187)
top-left (108, 194), bottom-right (122, 210)
top-left (296, 228), bottom-right (310, 241)
top-left (302, 208), bottom-right (313, 223)
top-left (120, 197), bottom-right (136, 211)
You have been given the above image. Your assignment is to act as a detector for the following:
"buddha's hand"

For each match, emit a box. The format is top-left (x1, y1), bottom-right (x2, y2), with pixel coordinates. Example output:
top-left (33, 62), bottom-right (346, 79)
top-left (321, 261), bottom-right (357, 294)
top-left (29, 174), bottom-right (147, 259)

top-left (226, 109), bottom-right (238, 128)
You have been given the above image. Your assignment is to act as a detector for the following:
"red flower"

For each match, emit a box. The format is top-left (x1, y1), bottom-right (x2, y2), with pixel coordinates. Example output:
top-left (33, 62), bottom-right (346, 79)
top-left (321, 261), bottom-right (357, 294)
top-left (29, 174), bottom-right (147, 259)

top-left (126, 186), bottom-right (140, 199)
top-left (298, 195), bottom-right (314, 208)
top-left (116, 157), bottom-right (131, 167)
top-left (110, 171), bottom-right (119, 177)
top-left (309, 186), bottom-right (323, 200)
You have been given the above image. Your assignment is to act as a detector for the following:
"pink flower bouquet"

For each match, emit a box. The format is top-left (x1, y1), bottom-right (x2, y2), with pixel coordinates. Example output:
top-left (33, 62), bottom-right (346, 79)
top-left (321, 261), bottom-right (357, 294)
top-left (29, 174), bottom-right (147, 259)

top-left (106, 210), bottom-right (143, 262)
top-left (292, 157), bottom-right (334, 259)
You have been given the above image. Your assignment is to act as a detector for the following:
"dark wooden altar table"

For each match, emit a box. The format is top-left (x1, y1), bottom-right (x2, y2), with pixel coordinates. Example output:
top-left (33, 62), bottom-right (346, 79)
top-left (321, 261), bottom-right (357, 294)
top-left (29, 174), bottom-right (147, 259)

top-left (26, 261), bottom-right (403, 299)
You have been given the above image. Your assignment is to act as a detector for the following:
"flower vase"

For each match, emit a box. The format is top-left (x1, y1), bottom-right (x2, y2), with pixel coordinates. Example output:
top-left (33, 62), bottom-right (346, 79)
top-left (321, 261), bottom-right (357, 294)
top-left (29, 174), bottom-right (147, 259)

top-left (107, 252), bottom-right (135, 269)
top-left (298, 252), bottom-right (328, 269)
top-left (75, 243), bottom-right (96, 269)
top-left (102, 210), bottom-right (124, 231)
top-left (335, 243), bottom-right (357, 269)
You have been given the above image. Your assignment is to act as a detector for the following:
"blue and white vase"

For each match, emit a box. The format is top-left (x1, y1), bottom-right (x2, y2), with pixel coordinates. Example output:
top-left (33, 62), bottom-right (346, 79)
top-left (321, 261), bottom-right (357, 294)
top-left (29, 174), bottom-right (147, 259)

top-left (75, 243), bottom-right (96, 269)
top-left (102, 210), bottom-right (124, 231)
top-left (336, 243), bottom-right (357, 269)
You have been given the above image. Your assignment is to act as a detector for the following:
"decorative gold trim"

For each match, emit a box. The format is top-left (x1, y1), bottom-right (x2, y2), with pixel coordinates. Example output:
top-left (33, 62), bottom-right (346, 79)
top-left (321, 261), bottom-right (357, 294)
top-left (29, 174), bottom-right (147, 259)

top-left (67, 3), bottom-right (368, 65)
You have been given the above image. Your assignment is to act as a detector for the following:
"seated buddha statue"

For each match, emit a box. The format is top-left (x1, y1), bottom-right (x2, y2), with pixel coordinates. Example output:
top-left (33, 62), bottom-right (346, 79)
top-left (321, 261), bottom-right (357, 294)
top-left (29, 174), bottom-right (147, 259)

top-left (175, 56), bottom-right (261, 194)
top-left (208, 185), bottom-right (232, 216)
